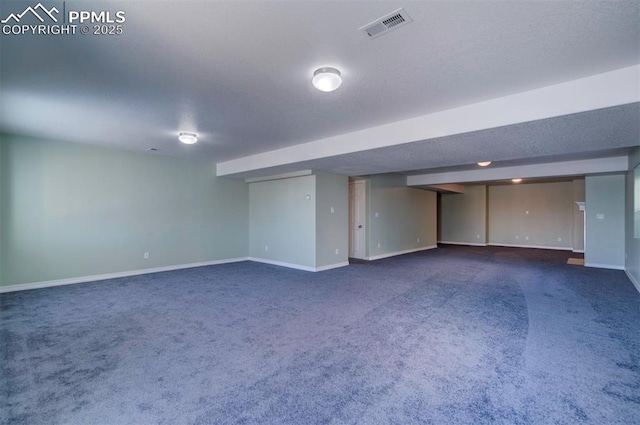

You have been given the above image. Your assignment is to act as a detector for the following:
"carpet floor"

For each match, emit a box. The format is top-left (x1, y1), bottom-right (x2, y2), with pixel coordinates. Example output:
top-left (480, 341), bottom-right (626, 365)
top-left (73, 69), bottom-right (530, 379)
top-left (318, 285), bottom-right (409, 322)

top-left (1, 245), bottom-right (639, 424)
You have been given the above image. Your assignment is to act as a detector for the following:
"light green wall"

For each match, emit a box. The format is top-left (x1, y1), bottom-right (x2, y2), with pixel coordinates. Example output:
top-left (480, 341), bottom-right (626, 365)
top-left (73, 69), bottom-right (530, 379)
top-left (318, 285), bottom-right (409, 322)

top-left (315, 172), bottom-right (348, 268)
top-left (440, 185), bottom-right (487, 245)
top-left (488, 181), bottom-right (574, 249)
top-left (572, 179), bottom-right (586, 252)
top-left (0, 134), bottom-right (248, 287)
top-left (249, 175), bottom-right (316, 267)
top-left (585, 174), bottom-right (626, 269)
top-left (248, 172), bottom-right (348, 269)
top-left (0, 137), bottom-right (5, 283)
top-left (367, 174), bottom-right (437, 258)
top-left (626, 148), bottom-right (640, 289)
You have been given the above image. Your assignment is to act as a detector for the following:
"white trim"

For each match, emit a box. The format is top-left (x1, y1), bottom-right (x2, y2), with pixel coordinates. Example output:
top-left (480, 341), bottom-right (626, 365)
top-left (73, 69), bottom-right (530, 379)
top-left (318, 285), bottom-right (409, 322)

top-left (438, 241), bottom-right (487, 247)
top-left (572, 249), bottom-right (585, 253)
top-left (315, 262), bottom-right (350, 272)
top-left (0, 257), bottom-right (250, 293)
top-left (248, 257), bottom-right (315, 271)
top-left (248, 257), bottom-right (348, 272)
top-left (585, 262), bottom-right (625, 271)
top-left (487, 243), bottom-right (573, 251)
top-left (367, 245), bottom-right (437, 261)
top-left (625, 270), bottom-right (640, 294)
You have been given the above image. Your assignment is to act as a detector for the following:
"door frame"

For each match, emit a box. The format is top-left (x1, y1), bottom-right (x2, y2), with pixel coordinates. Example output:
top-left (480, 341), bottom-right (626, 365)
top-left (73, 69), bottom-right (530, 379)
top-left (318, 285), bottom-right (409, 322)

top-left (349, 179), bottom-right (367, 259)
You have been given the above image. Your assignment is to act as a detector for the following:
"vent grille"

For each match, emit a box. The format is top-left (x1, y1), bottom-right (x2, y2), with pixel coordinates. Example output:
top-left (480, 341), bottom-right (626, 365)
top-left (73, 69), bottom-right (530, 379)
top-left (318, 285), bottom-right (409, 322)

top-left (359, 8), bottom-right (413, 39)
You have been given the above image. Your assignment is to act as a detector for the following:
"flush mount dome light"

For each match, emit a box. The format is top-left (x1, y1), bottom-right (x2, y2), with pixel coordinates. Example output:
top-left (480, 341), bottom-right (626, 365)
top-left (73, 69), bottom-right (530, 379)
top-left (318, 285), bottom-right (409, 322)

top-left (512, 178), bottom-right (522, 183)
top-left (178, 132), bottom-right (197, 144)
top-left (477, 161), bottom-right (492, 167)
top-left (312, 67), bottom-right (342, 92)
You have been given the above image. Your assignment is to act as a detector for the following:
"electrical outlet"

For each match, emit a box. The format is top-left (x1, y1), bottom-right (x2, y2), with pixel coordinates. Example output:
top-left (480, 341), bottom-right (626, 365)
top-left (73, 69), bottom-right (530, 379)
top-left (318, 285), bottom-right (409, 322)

top-left (144, 252), bottom-right (149, 259)
top-left (330, 206), bottom-right (335, 214)
top-left (476, 234), bottom-right (480, 239)
top-left (335, 248), bottom-right (339, 255)
top-left (516, 235), bottom-right (520, 240)
top-left (265, 245), bottom-right (269, 252)
top-left (525, 236), bottom-right (529, 241)
top-left (558, 237), bottom-right (562, 242)
top-left (526, 210), bottom-right (529, 215)
top-left (375, 212), bottom-right (379, 218)
top-left (596, 213), bottom-right (604, 220)
top-left (377, 242), bottom-right (381, 248)
top-left (417, 237), bottom-right (420, 243)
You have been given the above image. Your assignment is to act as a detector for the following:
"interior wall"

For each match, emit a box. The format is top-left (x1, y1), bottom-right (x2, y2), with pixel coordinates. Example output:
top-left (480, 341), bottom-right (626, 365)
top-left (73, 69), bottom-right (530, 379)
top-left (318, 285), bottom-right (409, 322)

top-left (0, 136), bottom-right (5, 284)
top-left (249, 175), bottom-right (316, 268)
top-left (439, 185), bottom-right (487, 245)
top-left (572, 179), bottom-right (586, 252)
top-left (0, 134), bottom-right (249, 287)
top-left (585, 174), bottom-right (626, 269)
top-left (626, 147), bottom-right (640, 290)
top-left (367, 174), bottom-right (437, 259)
top-left (315, 172), bottom-right (348, 268)
top-left (488, 181), bottom-right (574, 249)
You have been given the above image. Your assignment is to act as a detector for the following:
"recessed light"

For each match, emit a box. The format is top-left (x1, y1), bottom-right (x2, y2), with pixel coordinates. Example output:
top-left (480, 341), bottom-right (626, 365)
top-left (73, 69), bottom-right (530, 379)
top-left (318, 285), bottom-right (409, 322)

top-left (178, 132), bottom-right (197, 144)
top-left (312, 67), bottom-right (342, 92)
top-left (512, 178), bottom-right (522, 183)
top-left (477, 161), bottom-right (492, 167)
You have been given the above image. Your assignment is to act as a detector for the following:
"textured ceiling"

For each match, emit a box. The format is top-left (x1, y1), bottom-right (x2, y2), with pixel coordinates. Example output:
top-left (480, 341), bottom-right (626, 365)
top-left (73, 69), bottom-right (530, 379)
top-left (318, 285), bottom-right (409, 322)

top-left (220, 103), bottom-right (640, 179)
top-left (1, 0), bottom-right (639, 173)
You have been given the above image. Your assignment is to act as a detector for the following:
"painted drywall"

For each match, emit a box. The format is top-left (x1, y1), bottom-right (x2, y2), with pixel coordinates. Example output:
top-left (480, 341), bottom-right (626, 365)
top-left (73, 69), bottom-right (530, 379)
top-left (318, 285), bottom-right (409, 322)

top-left (315, 172), bottom-right (348, 268)
top-left (572, 179), bottom-right (585, 252)
top-left (626, 148), bottom-right (640, 289)
top-left (488, 181), bottom-right (574, 249)
top-left (585, 174), bottom-right (626, 269)
top-left (0, 137), bottom-right (5, 283)
top-left (249, 175), bottom-right (316, 268)
top-left (0, 134), bottom-right (248, 287)
top-left (367, 174), bottom-right (437, 258)
top-left (440, 185), bottom-right (487, 245)
top-left (218, 66), bottom-right (640, 177)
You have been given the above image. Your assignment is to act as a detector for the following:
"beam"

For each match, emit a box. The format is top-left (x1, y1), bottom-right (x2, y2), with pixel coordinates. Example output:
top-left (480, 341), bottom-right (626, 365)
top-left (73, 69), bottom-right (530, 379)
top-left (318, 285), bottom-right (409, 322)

top-left (217, 65), bottom-right (640, 176)
top-left (406, 157), bottom-right (629, 186)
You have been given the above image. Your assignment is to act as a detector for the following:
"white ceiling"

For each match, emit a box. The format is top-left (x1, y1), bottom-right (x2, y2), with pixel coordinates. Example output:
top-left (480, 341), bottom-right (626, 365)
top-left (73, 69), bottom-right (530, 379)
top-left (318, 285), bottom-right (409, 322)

top-left (1, 0), bottom-right (639, 178)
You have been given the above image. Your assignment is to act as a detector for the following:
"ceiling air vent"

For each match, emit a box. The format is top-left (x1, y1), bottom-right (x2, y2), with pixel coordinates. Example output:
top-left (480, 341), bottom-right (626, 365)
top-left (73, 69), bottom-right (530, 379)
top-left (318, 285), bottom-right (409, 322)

top-left (359, 8), bottom-right (413, 39)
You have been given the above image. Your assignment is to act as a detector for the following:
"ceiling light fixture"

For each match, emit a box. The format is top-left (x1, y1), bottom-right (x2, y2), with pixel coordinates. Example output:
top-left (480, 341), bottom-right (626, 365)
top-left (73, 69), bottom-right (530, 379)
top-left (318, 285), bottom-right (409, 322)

top-left (512, 178), bottom-right (522, 183)
top-left (178, 132), bottom-right (197, 144)
top-left (477, 161), bottom-right (492, 167)
top-left (312, 67), bottom-right (342, 92)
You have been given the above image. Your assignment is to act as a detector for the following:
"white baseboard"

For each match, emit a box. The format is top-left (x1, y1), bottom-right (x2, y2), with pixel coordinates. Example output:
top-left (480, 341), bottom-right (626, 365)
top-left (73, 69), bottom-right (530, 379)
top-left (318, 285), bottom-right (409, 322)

top-left (438, 241), bottom-right (487, 247)
top-left (248, 257), bottom-right (348, 272)
top-left (315, 262), bottom-right (350, 272)
top-left (487, 243), bottom-right (573, 251)
top-left (0, 257), bottom-right (250, 293)
top-left (584, 262), bottom-right (625, 271)
top-left (625, 270), bottom-right (640, 294)
top-left (367, 245), bottom-right (437, 261)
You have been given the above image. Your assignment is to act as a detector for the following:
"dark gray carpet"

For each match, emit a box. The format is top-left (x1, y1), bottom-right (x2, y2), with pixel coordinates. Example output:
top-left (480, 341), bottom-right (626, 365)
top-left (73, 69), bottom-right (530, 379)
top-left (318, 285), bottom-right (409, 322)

top-left (2, 245), bottom-right (639, 424)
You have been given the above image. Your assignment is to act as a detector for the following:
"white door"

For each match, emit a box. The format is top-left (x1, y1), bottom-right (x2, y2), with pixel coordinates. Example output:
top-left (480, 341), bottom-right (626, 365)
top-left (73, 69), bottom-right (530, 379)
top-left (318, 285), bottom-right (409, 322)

top-left (349, 180), bottom-right (366, 259)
